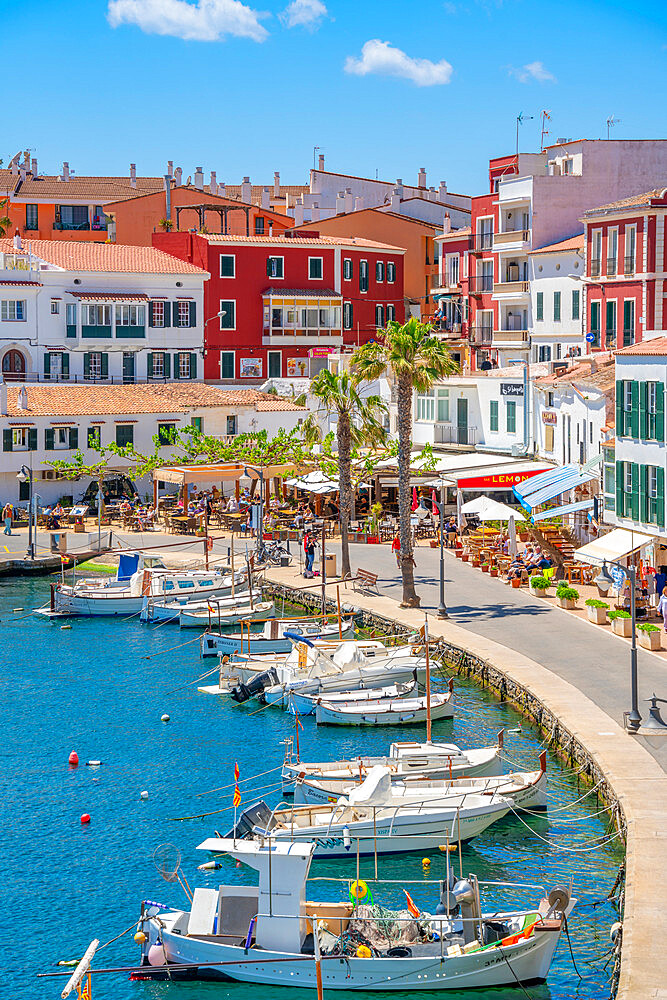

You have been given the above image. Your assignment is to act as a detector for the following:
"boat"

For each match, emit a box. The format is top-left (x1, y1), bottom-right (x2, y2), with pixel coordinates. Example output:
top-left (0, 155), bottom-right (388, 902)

top-left (136, 838), bottom-right (575, 991)
top-left (315, 680), bottom-right (454, 726)
top-left (281, 736), bottom-right (504, 794)
top-left (294, 756), bottom-right (548, 810)
top-left (287, 678), bottom-right (417, 716)
top-left (200, 619), bottom-right (356, 658)
top-left (141, 590), bottom-right (260, 624)
top-left (45, 551), bottom-right (250, 618)
top-left (178, 601), bottom-right (275, 629)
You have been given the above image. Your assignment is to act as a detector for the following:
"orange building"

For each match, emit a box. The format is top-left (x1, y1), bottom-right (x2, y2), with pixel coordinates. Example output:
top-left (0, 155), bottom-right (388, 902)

top-left (294, 208), bottom-right (441, 319)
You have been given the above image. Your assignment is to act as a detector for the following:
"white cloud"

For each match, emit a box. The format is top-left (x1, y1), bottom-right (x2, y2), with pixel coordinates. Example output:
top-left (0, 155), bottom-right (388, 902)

top-left (107, 0), bottom-right (269, 42)
top-left (279, 0), bottom-right (327, 29)
top-left (344, 40), bottom-right (453, 87)
top-left (509, 60), bottom-right (556, 83)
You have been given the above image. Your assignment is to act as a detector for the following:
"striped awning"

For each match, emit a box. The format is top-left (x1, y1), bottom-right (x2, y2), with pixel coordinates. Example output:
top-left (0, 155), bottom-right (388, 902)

top-left (531, 499), bottom-right (594, 523)
top-left (513, 464), bottom-right (599, 511)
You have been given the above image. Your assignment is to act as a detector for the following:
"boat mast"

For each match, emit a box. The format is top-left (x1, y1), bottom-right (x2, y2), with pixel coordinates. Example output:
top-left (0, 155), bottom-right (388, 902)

top-left (425, 613), bottom-right (431, 743)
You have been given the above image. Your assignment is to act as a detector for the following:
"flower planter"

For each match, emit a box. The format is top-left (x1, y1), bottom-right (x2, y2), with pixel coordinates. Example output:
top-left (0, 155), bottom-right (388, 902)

top-left (511, 577), bottom-right (522, 588)
top-left (454, 549), bottom-right (463, 559)
top-left (481, 564), bottom-right (490, 573)
top-left (472, 558), bottom-right (481, 568)
top-left (639, 630), bottom-right (662, 650)
top-left (489, 568), bottom-right (498, 577)
top-left (461, 554), bottom-right (470, 562)
top-left (612, 617), bottom-right (633, 637)
top-left (587, 606), bottom-right (608, 625)
top-left (529, 585), bottom-right (549, 598)
top-left (558, 597), bottom-right (577, 610)
top-left (518, 531), bottom-right (530, 542)
top-left (366, 535), bottom-right (379, 544)
top-left (429, 540), bottom-right (439, 548)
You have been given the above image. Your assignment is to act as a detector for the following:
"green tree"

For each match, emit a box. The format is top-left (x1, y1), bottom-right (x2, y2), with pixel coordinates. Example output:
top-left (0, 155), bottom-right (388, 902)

top-left (311, 369), bottom-right (385, 579)
top-left (0, 198), bottom-right (11, 238)
top-left (353, 318), bottom-right (457, 606)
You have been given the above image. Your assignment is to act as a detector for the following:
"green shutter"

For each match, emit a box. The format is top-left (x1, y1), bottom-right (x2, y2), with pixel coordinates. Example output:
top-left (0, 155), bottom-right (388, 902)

top-left (164, 302), bottom-right (171, 327)
top-left (640, 382), bottom-right (649, 439)
top-left (640, 464), bottom-right (649, 522)
top-left (656, 381), bottom-right (665, 442)
top-left (615, 461), bottom-right (625, 517)
top-left (267, 257), bottom-right (272, 277)
top-left (164, 354), bottom-right (171, 379)
top-left (536, 292), bottom-right (543, 321)
top-left (657, 467), bottom-right (665, 528)
top-left (83, 353), bottom-right (91, 378)
top-left (173, 353), bottom-right (180, 379)
top-left (69, 428), bottom-right (78, 449)
top-left (101, 354), bottom-right (108, 378)
top-left (147, 353), bottom-right (154, 378)
top-left (189, 302), bottom-right (196, 327)
top-left (630, 463), bottom-right (640, 521)
top-left (62, 353), bottom-right (69, 377)
top-left (28, 428), bottom-right (37, 451)
top-left (45, 428), bottom-right (54, 451)
top-left (44, 353), bottom-right (51, 377)
top-left (148, 301), bottom-right (154, 327)
top-left (553, 291), bottom-right (561, 321)
top-left (615, 381), bottom-right (623, 437)
top-left (629, 381), bottom-right (639, 438)
top-left (3, 429), bottom-right (12, 452)
top-left (189, 353), bottom-right (197, 379)
top-left (571, 289), bottom-right (580, 320)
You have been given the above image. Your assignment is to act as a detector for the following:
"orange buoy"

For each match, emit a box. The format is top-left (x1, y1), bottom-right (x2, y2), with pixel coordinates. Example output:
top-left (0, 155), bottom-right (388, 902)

top-left (68, 751), bottom-right (79, 766)
top-left (80, 813), bottom-right (91, 824)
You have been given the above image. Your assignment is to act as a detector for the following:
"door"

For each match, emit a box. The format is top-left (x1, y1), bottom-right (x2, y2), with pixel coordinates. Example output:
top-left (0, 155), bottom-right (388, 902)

top-left (457, 397), bottom-right (469, 445)
top-left (268, 351), bottom-right (281, 378)
top-left (2, 350), bottom-right (26, 380)
top-left (122, 352), bottom-right (135, 384)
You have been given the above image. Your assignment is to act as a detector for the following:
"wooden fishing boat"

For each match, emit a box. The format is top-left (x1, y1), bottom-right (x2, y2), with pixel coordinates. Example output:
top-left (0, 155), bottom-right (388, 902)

top-left (179, 601), bottom-right (275, 629)
top-left (287, 679), bottom-right (417, 716)
top-left (141, 589), bottom-right (258, 624)
top-left (200, 619), bottom-right (356, 658)
top-left (315, 680), bottom-right (454, 726)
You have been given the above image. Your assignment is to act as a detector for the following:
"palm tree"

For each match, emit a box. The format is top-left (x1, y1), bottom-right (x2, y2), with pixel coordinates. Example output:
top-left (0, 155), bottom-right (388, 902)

top-left (310, 368), bottom-right (385, 579)
top-left (354, 318), bottom-right (458, 607)
top-left (0, 199), bottom-right (11, 238)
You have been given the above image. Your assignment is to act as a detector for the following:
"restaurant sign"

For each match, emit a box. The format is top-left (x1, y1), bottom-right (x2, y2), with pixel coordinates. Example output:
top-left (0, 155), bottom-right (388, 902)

top-left (542, 411), bottom-right (558, 425)
top-left (500, 383), bottom-right (524, 397)
top-left (457, 468), bottom-right (551, 490)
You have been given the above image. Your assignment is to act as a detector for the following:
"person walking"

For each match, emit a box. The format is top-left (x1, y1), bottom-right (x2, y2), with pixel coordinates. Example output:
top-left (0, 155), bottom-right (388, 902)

top-left (658, 586), bottom-right (667, 632)
top-left (304, 532), bottom-right (316, 576)
top-left (391, 531), bottom-right (401, 568)
top-left (2, 502), bottom-right (12, 535)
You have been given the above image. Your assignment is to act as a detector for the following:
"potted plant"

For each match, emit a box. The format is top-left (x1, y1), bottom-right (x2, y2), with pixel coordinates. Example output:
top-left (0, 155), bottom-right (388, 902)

top-left (609, 609), bottom-right (632, 637)
top-left (481, 561), bottom-right (490, 573)
top-left (518, 529), bottom-right (530, 542)
top-left (638, 622), bottom-right (663, 650)
top-left (529, 575), bottom-right (550, 597)
top-left (158, 217), bottom-right (174, 231)
top-left (472, 556), bottom-right (481, 567)
top-left (556, 585), bottom-right (579, 610)
top-left (585, 598), bottom-right (609, 624)
top-left (511, 576), bottom-right (522, 588)
top-left (489, 566), bottom-right (499, 578)
top-left (454, 547), bottom-right (463, 558)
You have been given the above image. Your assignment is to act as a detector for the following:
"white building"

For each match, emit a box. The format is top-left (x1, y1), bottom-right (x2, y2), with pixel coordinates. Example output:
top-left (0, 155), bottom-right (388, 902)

top-left (529, 236), bottom-right (585, 362)
top-left (0, 237), bottom-right (207, 384)
top-left (0, 382), bottom-right (306, 505)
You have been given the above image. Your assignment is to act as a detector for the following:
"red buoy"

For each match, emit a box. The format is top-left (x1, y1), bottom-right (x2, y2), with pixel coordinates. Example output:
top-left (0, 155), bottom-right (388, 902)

top-left (68, 751), bottom-right (79, 766)
top-left (80, 813), bottom-right (91, 824)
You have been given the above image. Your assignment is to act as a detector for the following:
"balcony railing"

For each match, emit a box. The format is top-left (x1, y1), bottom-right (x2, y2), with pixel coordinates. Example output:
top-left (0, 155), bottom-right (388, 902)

top-left (622, 328), bottom-right (635, 346)
top-left (431, 275), bottom-right (461, 291)
top-left (606, 256), bottom-right (617, 276)
top-left (469, 325), bottom-right (493, 345)
top-left (624, 256), bottom-right (635, 276)
top-left (433, 323), bottom-right (464, 340)
top-left (435, 423), bottom-right (477, 446)
top-left (493, 328), bottom-right (528, 342)
top-left (470, 232), bottom-right (494, 253)
top-left (469, 276), bottom-right (494, 295)
top-left (2, 372), bottom-right (180, 384)
top-left (493, 229), bottom-right (530, 246)
top-left (53, 222), bottom-right (91, 231)
top-left (493, 279), bottom-right (529, 295)
top-left (590, 258), bottom-right (601, 278)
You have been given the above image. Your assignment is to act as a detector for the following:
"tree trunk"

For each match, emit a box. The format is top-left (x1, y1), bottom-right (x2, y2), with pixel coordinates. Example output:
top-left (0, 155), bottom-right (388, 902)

top-left (396, 373), bottom-right (420, 606)
top-left (337, 410), bottom-right (352, 579)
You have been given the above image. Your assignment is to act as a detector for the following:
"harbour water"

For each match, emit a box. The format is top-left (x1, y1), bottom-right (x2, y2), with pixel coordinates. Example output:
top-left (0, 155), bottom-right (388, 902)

top-left (2, 575), bottom-right (623, 1000)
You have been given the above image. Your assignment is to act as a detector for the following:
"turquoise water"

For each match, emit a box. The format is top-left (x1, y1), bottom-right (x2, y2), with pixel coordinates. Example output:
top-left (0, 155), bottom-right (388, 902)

top-left (1, 576), bottom-right (623, 1000)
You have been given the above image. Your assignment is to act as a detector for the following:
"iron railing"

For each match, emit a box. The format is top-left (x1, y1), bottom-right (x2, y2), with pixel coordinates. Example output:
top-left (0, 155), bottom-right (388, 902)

top-left (590, 258), bottom-right (601, 277)
top-left (435, 424), bottom-right (477, 446)
top-left (624, 256), bottom-right (635, 275)
top-left (606, 256), bottom-right (617, 276)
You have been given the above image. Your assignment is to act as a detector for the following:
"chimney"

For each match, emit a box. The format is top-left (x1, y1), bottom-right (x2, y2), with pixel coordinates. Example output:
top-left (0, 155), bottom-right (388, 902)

top-left (418, 167), bottom-right (427, 189)
top-left (31, 157), bottom-right (37, 176)
top-left (130, 163), bottom-right (137, 187)
top-left (0, 379), bottom-right (6, 417)
top-left (194, 167), bottom-right (204, 191)
top-left (19, 165), bottom-right (26, 182)
top-left (209, 170), bottom-right (217, 193)
top-left (23, 150), bottom-right (30, 167)
top-left (335, 191), bottom-right (346, 215)
top-left (354, 196), bottom-right (364, 212)
top-left (344, 188), bottom-right (354, 214)
top-left (62, 161), bottom-right (70, 182)
top-left (241, 176), bottom-right (252, 203)
top-left (589, 355), bottom-right (597, 374)
top-left (261, 186), bottom-right (270, 210)
top-left (174, 167), bottom-right (183, 186)
top-left (17, 385), bottom-right (27, 411)
top-left (13, 232), bottom-right (22, 250)
top-left (395, 178), bottom-right (404, 198)
top-left (218, 180), bottom-right (226, 197)
top-left (167, 160), bottom-right (174, 177)
top-left (318, 154), bottom-right (325, 171)
top-left (390, 187), bottom-right (401, 211)
top-left (294, 202), bottom-right (305, 226)
top-left (273, 171), bottom-right (280, 197)
top-left (426, 186), bottom-right (437, 201)
top-left (443, 213), bottom-right (451, 234)
top-left (311, 202), bottom-right (319, 222)
top-left (438, 180), bottom-right (448, 202)
top-left (164, 176), bottom-right (172, 221)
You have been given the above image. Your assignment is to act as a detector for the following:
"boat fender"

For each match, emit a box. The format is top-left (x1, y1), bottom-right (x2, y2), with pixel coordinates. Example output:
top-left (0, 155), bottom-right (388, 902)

top-left (161, 714), bottom-right (170, 722)
top-left (147, 944), bottom-right (166, 967)
top-left (86, 760), bottom-right (103, 767)
top-left (140, 791), bottom-right (149, 800)
top-left (356, 945), bottom-right (372, 958)
top-left (343, 825), bottom-right (351, 851)
top-left (57, 960), bottom-right (80, 967)
top-left (197, 861), bottom-right (222, 871)
top-left (610, 922), bottom-right (622, 943)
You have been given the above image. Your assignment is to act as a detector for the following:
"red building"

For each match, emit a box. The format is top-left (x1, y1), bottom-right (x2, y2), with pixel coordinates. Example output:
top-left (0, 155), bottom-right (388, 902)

top-left (153, 231), bottom-right (405, 381)
top-left (582, 188), bottom-right (667, 351)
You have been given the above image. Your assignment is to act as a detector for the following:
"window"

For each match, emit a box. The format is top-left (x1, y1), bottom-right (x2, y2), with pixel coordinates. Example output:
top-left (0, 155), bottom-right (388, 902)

top-left (553, 291), bottom-right (561, 322)
top-left (1, 300), bottom-right (26, 321)
top-left (82, 304), bottom-right (111, 327)
top-left (308, 257), bottom-right (323, 280)
top-left (116, 304), bottom-right (145, 326)
top-left (591, 230), bottom-right (602, 275)
top-left (25, 204), bottom-right (38, 230)
top-left (158, 423), bottom-right (176, 445)
top-left (359, 260), bottom-right (368, 293)
top-left (343, 302), bottom-right (353, 330)
top-left (375, 305), bottom-right (384, 328)
top-left (177, 352), bottom-right (194, 379)
top-left (386, 304), bottom-right (396, 322)
top-left (44, 351), bottom-right (69, 381)
top-left (386, 262), bottom-right (396, 283)
top-left (87, 426), bottom-right (100, 448)
top-left (150, 352), bottom-right (166, 379)
top-left (436, 389), bottom-right (449, 422)
top-left (12, 428), bottom-right (28, 450)
top-left (537, 345), bottom-right (552, 362)
top-left (624, 463), bottom-right (632, 494)
top-left (571, 289), bottom-right (580, 320)
top-left (85, 352), bottom-right (106, 380)
top-left (254, 217), bottom-right (265, 235)
top-left (506, 400), bottom-right (516, 434)
top-left (535, 292), bottom-right (543, 321)
top-left (343, 258), bottom-right (353, 281)
top-left (54, 426), bottom-right (73, 450)
top-left (219, 300), bottom-right (235, 330)
top-left (590, 300), bottom-right (601, 348)
top-left (191, 417), bottom-right (202, 432)
top-left (220, 351), bottom-right (234, 379)
top-left (623, 300), bottom-right (635, 346)
top-left (116, 425), bottom-right (134, 448)
top-left (376, 261), bottom-right (384, 282)
top-left (50, 299), bottom-right (60, 315)
top-left (644, 380), bottom-right (664, 441)
top-left (606, 300), bottom-right (617, 342)
top-left (607, 228), bottom-right (618, 274)
top-left (226, 415), bottom-right (237, 436)
top-left (544, 424), bottom-right (555, 452)
top-left (447, 255), bottom-right (459, 286)
top-left (220, 254), bottom-right (235, 278)
top-left (562, 158), bottom-right (574, 175)
top-left (66, 303), bottom-right (77, 336)
top-left (624, 226), bottom-right (636, 274)
top-left (489, 399), bottom-right (499, 432)
top-left (176, 301), bottom-right (191, 328)
top-left (416, 392), bottom-right (435, 422)
top-left (151, 301), bottom-right (165, 328)
top-left (58, 205), bottom-right (88, 229)
top-left (266, 256), bottom-right (284, 279)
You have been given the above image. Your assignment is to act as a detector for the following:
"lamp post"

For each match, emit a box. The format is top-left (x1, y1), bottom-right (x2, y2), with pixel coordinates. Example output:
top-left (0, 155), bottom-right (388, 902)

top-left (437, 477), bottom-right (448, 619)
top-left (594, 559), bottom-right (641, 732)
top-left (16, 465), bottom-right (34, 560)
top-left (243, 464), bottom-right (264, 560)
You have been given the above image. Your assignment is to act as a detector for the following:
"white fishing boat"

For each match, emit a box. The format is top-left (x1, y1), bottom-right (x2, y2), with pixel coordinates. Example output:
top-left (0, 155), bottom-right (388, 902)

top-left (179, 601), bottom-right (275, 629)
top-left (281, 736), bottom-right (504, 794)
top-left (200, 619), bottom-right (356, 658)
top-left (141, 589), bottom-right (259, 624)
top-left (315, 681), bottom-right (454, 726)
top-left (137, 838), bottom-right (575, 991)
top-left (294, 757), bottom-right (548, 810)
top-left (288, 679), bottom-right (417, 716)
top-left (46, 551), bottom-right (250, 618)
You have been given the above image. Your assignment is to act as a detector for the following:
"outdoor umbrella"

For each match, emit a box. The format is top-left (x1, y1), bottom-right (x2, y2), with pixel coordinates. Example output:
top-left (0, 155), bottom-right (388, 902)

top-left (460, 495), bottom-right (526, 522)
top-left (412, 487), bottom-right (419, 512)
top-left (508, 515), bottom-right (518, 557)
top-left (456, 489), bottom-right (464, 531)
top-left (431, 488), bottom-right (438, 513)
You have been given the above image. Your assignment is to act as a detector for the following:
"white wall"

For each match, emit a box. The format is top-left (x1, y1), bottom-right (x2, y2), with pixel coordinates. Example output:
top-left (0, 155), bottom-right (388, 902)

top-left (529, 247), bottom-right (585, 360)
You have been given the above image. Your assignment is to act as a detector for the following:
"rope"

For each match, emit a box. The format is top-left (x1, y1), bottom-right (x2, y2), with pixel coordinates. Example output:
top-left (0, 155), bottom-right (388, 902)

top-left (165, 665), bottom-right (219, 696)
top-left (141, 634), bottom-right (203, 659)
top-left (97, 919), bottom-right (140, 953)
top-left (499, 950), bottom-right (535, 999)
top-left (503, 801), bottom-right (622, 852)
top-left (168, 779), bottom-right (283, 822)
top-left (196, 765), bottom-right (283, 798)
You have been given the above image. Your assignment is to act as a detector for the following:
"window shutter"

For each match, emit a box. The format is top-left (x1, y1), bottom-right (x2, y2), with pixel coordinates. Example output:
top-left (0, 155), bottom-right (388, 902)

top-left (28, 428), bottom-right (37, 451)
top-left (615, 381), bottom-right (623, 437)
top-left (629, 381), bottom-right (639, 438)
top-left (615, 461), bottom-right (625, 517)
top-left (189, 302), bottom-right (196, 327)
top-left (148, 301), bottom-right (154, 327)
top-left (69, 427), bottom-right (78, 449)
top-left (173, 353), bottom-right (180, 379)
top-left (164, 302), bottom-right (171, 327)
top-left (536, 292), bottom-right (543, 321)
top-left (62, 353), bottom-right (69, 377)
top-left (45, 428), bottom-right (54, 451)
top-left (657, 467), bottom-right (665, 528)
top-left (639, 382), bottom-right (649, 439)
top-left (656, 381), bottom-right (665, 442)
top-left (44, 353), bottom-right (51, 377)
top-left (266, 257), bottom-right (272, 277)
top-left (101, 353), bottom-right (109, 378)
top-left (189, 353), bottom-right (197, 379)
top-left (83, 353), bottom-right (91, 379)
top-left (3, 429), bottom-right (12, 452)
top-left (640, 464), bottom-right (649, 522)
top-left (147, 352), bottom-right (154, 378)
top-left (163, 353), bottom-right (171, 379)
top-left (630, 462), bottom-right (640, 521)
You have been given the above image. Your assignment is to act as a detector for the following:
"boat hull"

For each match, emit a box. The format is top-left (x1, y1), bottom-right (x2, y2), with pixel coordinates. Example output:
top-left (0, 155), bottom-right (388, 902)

top-left (54, 582), bottom-right (245, 618)
top-left (201, 623), bottom-right (356, 657)
top-left (179, 603), bottom-right (275, 629)
top-left (315, 694), bottom-right (453, 726)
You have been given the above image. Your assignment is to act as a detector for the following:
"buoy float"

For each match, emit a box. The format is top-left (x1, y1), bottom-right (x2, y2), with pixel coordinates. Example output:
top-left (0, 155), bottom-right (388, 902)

top-left (80, 813), bottom-right (91, 825)
top-left (140, 790), bottom-right (149, 800)
top-left (438, 844), bottom-right (457, 852)
top-left (13, 607), bottom-right (24, 612)
top-left (197, 861), bottom-right (222, 871)
top-left (68, 751), bottom-right (79, 766)
top-left (57, 960), bottom-right (80, 967)
top-left (134, 931), bottom-right (147, 945)
top-left (161, 714), bottom-right (170, 723)
top-left (86, 760), bottom-right (102, 767)
top-left (422, 857), bottom-right (431, 866)
top-left (356, 945), bottom-right (372, 958)
top-left (349, 880), bottom-right (373, 906)
top-left (61, 624), bottom-right (72, 630)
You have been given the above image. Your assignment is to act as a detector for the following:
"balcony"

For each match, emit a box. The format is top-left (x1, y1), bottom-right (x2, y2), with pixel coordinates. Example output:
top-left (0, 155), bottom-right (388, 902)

top-left (53, 222), bottom-right (91, 231)
top-left (493, 279), bottom-right (529, 297)
top-left (430, 275), bottom-right (461, 293)
top-left (81, 325), bottom-right (112, 339)
top-left (435, 423), bottom-right (477, 446)
top-left (624, 256), bottom-right (635, 276)
top-left (606, 257), bottom-right (617, 277)
top-left (433, 322), bottom-right (464, 341)
top-left (470, 232), bottom-right (494, 253)
top-left (469, 325), bottom-right (493, 345)
top-left (590, 258), bottom-right (601, 278)
top-left (263, 329), bottom-right (343, 345)
top-left (469, 276), bottom-right (494, 296)
top-left (493, 229), bottom-right (531, 251)
top-left (493, 328), bottom-right (529, 343)
top-left (622, 328), bottom-right (636, 346)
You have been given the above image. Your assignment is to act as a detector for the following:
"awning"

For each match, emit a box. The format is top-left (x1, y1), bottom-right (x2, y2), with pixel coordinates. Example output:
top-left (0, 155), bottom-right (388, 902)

top-left (531, 499), bottom-right (594, 523)
top-left (156, 463), bottom-right (295, 485)
top-left (513, 464), bottom-right (599, 511)
top-left (573, 528), bottom-right (656, 566)
top-left (461, 495), bottom-right (526, 522)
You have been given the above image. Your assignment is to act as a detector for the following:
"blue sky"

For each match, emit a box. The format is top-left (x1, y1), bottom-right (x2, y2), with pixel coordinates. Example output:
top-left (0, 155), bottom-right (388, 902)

top-left (7, 0), bottom-right (666, 195)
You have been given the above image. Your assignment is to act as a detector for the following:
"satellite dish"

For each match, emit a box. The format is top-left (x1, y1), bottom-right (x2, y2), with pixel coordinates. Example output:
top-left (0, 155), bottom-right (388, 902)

top-left (153, 843), bottom-right (182, 883)
top-left (547, 886), bottom-right (570, 915)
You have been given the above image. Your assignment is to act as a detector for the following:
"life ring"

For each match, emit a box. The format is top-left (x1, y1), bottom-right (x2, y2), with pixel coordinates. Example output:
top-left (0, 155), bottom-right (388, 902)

top-left (411, 644), bottom-right (423, 656)
top-left (349, 880), bottom-right (373, 906)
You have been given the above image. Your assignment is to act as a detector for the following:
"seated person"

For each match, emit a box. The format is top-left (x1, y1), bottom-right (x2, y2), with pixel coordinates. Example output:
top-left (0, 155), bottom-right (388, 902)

top-left (47, 513), bottom-right (61, 530)
top-left (226, 496), bottom-right (240, 513)
top-left (507, 555), bottom-right (526, 580)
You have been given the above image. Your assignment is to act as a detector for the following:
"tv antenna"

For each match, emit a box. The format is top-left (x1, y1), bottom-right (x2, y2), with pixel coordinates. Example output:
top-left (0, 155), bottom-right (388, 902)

top-left (516, 112), bottom-right (534, 157)
top-left (606, 115), bottom-right (621, 139)
top-left (540, 110), bottom-right (551, 152)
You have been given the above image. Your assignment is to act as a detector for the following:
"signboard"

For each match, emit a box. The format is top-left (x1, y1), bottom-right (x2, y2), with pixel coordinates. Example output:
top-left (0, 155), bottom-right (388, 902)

top-left (500, 383), bottom-right (524, 397)
top-left (457, 469), bottom-right (552, 490)
top-left (240, 358), bottom-right (263, 378)
top-left (287, 357), bottom-right (309, 377)
top-left (542, 411), bottom-right (558, 425)
top-left (586, 332), bottom-right (597, 343)
top-left (309, 347), bottom-right (335, 358)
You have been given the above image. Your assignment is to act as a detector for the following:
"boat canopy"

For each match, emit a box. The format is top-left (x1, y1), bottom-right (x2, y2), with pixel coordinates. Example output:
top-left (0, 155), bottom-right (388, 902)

top-left (117, 552), bottom-right (140, 581)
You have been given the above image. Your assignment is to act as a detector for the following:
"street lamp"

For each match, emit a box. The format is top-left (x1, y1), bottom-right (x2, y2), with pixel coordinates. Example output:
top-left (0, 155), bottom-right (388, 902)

top-left (594, 559), bottom-right (641, 732)
top-left (437, 477), bottom-right (448, 619)
top-left (16, 465), bottom-right (34, 560)
top-left (243, 464), bottom-right (264, 560)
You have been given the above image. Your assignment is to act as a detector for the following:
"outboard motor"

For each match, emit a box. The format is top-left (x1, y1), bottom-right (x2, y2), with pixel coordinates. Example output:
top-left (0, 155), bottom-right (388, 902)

top-left (436, 868), bottom-right (459, 916)
top-left (230, 668), bottom-right (279, 703)
top-left (452, 877), bottom-right (481, 945)
top-left (223, 799), bottom-right (275, 839)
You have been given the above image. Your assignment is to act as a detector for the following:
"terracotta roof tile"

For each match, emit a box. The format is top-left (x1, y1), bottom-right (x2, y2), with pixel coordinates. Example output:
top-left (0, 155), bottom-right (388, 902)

top-left (4, 384), bottom-right (306, 418)
top-left (583, 188), bottom-right (667, 215)
top-left (202, 234), bottom-right (405, 251)
top-left (0, 238), bottom-right (206, 275)
top-left (14, 175), bottom-right (164, 202)
top-left (529, 234), bottom-right (585, 254)
top-left (615, 336), bottom-right (667, 356)
top-left (0, 169), bottom-right (20, 194)
top-left (437, 226), bottom-right (471, 241)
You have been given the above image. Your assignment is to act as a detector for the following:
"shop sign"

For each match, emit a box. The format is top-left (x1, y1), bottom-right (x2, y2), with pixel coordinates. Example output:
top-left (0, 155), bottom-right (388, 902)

top-left (500, 383), bottom-right (524, 397)
top-left (457, 469), bottom-right (551, 490)
top-left (542, 411), bottom-right (558, 425)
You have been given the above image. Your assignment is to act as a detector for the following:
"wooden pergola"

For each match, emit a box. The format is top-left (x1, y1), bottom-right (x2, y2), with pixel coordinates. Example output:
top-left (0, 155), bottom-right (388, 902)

top-left (174, 203), bottom-right (251, 235)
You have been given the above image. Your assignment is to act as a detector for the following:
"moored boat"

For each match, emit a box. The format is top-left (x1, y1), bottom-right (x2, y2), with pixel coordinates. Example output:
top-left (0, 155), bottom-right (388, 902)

top-left (287, 678), bottom-right (417, 716)
top-left (315, 679), bottom-right (454, 726)
top-left (200, 619), bottom-right (356, 657)
top-left (179, 601), bottom-right (275, 629)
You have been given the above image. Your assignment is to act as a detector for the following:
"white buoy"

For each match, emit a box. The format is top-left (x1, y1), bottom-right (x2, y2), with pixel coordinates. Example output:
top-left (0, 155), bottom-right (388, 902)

top-left (197, 861), bottom-right (222, 871)
top-left (140, 790), bottom-right (149, 800)
top-left (86, 760), bottom-right (102, 767)
top-left (161, 713), bottom-right (170, 723)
